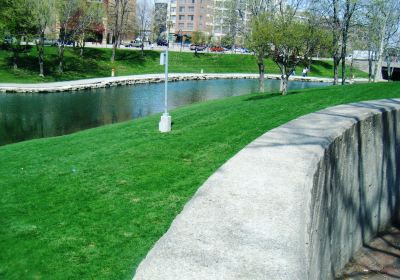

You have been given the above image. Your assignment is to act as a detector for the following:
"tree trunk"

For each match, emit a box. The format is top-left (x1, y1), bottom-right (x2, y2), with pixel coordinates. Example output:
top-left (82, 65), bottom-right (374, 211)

top-left (58, 44), bottom-right (65, 73)
top-left (258, 62), bottom-right (265, 93)
top-left (368, 50), bottom-right (373, 82)
top-left (80, 40), bottom-right (85, 57)
top-left (341, 56), bottom-right (346, 85)
top-left (373, 44), bottom-right (385, 82)
top-left (111, 39), bottom-right (117, 62)
top-left (341, 36), bottom-right (347, 85)
top-left (280, 74), bottom-right (288, 95)
top-left (387, 55), bottom-right (394, 80)
top-left (307, 58), bottom-right (312, 72)
top-left (111, 0), bottom-right (120, 63)
top-left (340, 0), bottom-right (353, 85)
top-left (37, 31), bottom-right (45, 77)
top-left (333, 57), bottom-right (340, 85)
top-left (13, 53), bottom-right (18, 70)
top-left (350, 55), bottom-right (354, 82)
top-left (332, 0), bottom-right (340, 85)
top-left (373, 21), bottom-right (387, 82)
top-left (80, 33), bottom-right (85, 57)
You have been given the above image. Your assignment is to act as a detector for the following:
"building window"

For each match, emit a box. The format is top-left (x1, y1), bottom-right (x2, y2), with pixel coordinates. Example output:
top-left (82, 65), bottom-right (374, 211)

top-left (188, 6), bottom-right (194, 12)
top-left (171, 15), bottom-right (176, 21)
top-left (171, 7), bottom-right (176, 12)
top-left (179, 15), bottom-right (185, 20)
top-left (191, 0), bottom-right (195, 3)
top-left (178, 23), bottom-right (184, 29)
top-left (188, 15), bottom-right (194, 21)
top-left (187, 23), bottom-right (193, 30)
top-left (179, 6), bottom-right (185, 12)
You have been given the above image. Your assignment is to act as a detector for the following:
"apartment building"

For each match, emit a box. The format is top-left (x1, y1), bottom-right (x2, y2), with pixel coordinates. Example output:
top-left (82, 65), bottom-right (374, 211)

top-left (154, 0), bottom-right (274, 43)
top-left (174, 0), bottom-right (208, 35)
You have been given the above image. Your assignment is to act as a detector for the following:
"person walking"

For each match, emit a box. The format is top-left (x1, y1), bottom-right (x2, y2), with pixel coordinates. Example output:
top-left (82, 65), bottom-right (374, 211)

top-left (302, 67), bottom-right (308, 77)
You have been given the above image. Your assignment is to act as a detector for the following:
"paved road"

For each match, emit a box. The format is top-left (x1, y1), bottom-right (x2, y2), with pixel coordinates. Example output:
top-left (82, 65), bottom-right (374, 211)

top-left (338, 226), bottom-right (400, 279)
top-left (84, 42), bottom-right (252, 55)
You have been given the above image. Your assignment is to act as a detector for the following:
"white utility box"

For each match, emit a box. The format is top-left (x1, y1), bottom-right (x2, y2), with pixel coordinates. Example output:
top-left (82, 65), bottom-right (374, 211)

top-left (159, 113), bottom-right (171, 132)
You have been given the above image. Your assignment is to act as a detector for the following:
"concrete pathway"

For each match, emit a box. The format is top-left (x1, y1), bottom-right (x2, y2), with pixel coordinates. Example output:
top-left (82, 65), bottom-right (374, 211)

top-left (0, 73), bottom-right (368, 93)
top-left (338, 226), bottom-right (400, 280)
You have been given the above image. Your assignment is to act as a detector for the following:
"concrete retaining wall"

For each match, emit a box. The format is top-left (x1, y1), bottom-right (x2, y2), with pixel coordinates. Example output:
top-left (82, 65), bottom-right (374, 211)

top-left (133, 99), bottom-right (400, 280)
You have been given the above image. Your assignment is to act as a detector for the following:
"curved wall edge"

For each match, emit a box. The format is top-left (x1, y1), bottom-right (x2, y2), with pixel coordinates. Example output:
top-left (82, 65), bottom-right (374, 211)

top-left (134, 98), bottom-right (400, 280)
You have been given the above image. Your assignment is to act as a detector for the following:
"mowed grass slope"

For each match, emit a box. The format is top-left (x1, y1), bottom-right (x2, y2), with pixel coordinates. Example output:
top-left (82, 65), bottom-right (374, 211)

top-left (0, 46), bottom-right (367, 83)
top-left (1, 83), bottom-right (399, 280)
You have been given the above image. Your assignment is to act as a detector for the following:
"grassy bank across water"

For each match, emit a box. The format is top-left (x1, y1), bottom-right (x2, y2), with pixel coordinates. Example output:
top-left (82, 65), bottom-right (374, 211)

top-left (0, 46), bottom-right (368, 83)
top-left (1, 82), bottom-right (399, 280)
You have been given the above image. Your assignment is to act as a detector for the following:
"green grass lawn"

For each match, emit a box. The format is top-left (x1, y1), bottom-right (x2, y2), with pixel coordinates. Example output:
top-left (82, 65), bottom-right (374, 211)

top-left (1, 82), bottom-right (398, 280)
top-left (0, 46), bottom-right (367, 83)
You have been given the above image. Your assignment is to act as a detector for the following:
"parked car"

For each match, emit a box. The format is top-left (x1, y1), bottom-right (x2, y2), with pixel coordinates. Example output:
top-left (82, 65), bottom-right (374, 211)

top-left (44, 38), bottom-right (58, 46)
top-left (189, 44), bottom-right (207, 51)
top-left (33, 38), bottom-right (58, 46)
top-left (55, 40), bottom-right (74, 46)
top-left (125, 40), bottom-right (143, 48)
top-left (210, 46), bottom-right (225, 52)
top-left (157, 39), bottom-right (168, 46)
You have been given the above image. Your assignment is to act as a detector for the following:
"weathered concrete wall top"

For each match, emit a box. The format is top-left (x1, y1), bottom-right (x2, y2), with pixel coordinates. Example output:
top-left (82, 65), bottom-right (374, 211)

top-left (133, 99), bottom-right (400, 280)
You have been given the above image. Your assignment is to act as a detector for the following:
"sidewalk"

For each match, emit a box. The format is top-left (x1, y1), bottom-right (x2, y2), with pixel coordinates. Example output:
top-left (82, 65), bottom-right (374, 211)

top-left (338, 226), bottom-right (400, 280)
top-left (0, 73), bottom-right (368, 93)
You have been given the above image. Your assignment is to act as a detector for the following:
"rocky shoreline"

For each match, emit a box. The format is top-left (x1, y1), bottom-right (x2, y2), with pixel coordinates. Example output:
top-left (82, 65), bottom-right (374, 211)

top-left (0, 73), bottom-right (367, 94)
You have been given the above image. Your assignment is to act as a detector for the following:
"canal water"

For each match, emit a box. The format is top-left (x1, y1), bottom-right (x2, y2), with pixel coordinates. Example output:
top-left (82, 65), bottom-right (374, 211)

top-left (0, 78), bottom-right (329, 146)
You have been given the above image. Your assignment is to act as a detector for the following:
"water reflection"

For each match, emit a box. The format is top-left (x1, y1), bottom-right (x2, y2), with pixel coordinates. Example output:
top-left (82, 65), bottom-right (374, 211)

top-left (0, 79), bottom-right (328, 145)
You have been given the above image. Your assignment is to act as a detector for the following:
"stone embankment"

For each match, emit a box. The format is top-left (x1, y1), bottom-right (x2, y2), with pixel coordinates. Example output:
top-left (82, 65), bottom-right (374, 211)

top-left (134, 99), bottom-right (400, 280)
top-left (0, 73), bottom-right (367, 93)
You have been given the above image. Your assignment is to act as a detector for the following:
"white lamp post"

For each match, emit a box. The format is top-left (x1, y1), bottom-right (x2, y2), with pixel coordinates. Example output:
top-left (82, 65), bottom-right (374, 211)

top-left (159, 21), bottom-right (172, 133)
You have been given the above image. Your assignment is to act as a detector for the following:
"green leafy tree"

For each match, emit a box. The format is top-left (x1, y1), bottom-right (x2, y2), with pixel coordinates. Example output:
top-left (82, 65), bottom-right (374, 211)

top-left (57, 0), bottom-right (103, 73)
top-left (247, 13), bottom-right (272, 93)
top-left (30, 0), bottom-right (57, 77)
top-left (221, 35), bottom-right (234, 48)
top-left (311, 0), bottom-right (359, 85)
top-left (0, 0), bottom-right (36, 69)
top-left (271, 19), bottom-right (310, 95)
top-left (303, 12), bottom-right (333, 71)
top-left (250, 8), bottom-right (322, 95)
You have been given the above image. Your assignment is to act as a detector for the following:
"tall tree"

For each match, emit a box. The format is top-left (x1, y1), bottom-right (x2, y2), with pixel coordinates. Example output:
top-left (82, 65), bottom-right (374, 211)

top-left (363, 0), bottom-right (400, 82)
top-left (30, 0), bottom-right (57, 77)
top-left (57, 0), bottom-right (103, 73)
top-left (108, 0), bottom-right (135, 62)
top-left (137, 0), bottom-right (151, 56)
top-left (340, 0), bottom-right (358, 84)
top-left (57, 0), bottom-right (81, 73)
top-left (0, 0), bottom-right (36, 69)
top-left (249, 0), bottom-right (314, 95)
top-left (303, 10), bottom-right (333, 71)
top-left (247, 13), bottom-right (271, 93)
top-left (312, 0), bottom-right (359, 85)
top-left (272, 3), bottom-right (316, 95)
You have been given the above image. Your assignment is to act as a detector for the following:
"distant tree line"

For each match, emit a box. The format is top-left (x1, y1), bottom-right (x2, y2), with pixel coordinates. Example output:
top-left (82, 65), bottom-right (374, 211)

top-left (0, 0), bottom-right (139, 76)
top-left (243, 0), bottom-right (400, 94)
